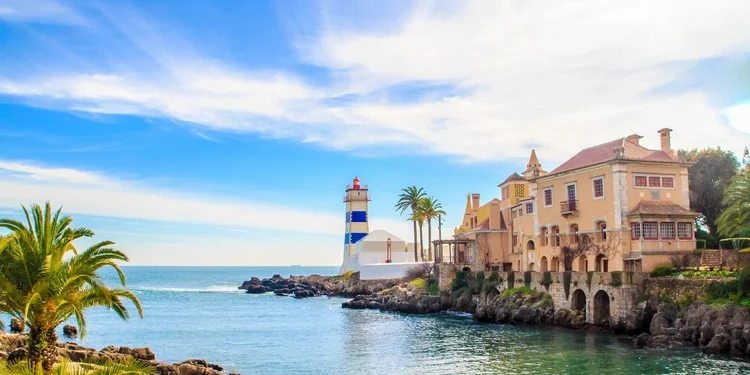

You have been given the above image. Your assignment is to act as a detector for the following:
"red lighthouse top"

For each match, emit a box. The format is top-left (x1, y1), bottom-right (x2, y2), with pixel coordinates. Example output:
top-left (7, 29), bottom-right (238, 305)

top-left (352, 176), bottom-right (361, 189)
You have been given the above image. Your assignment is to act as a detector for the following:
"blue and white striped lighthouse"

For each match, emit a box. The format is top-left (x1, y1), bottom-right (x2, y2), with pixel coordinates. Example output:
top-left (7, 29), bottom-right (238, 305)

top-left (343, 176), bottom-right (370, 261)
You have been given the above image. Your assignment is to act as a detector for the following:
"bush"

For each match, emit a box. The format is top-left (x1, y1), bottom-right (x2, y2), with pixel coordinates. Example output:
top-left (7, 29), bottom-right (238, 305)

top-left (452, 270), bottom-right (469, 292)
top-left (609, 271), bottom-right (623, 287)
top-left (488, 271), bottom-right (500, 282)
top-left (738, 264), bottom-right (750, 298)
top-left (405, 263), bottom-right (434, 281)
top-left (476, 271), bottom-right (485, 283)
top-left (427, 281), bottom-right (439, 296)
top-left (502, 286), bottom-right (535, 297)
top-left (706, 280), bottom-right (739, 301)
top-left (410, 278), bottom-right (426, 289)
top-left (677, 270), bottom-right (735, 278)
top-left (650, 264), bottom-right (676, 277)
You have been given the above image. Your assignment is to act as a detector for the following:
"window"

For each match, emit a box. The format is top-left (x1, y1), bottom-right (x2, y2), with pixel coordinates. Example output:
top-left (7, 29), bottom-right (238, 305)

top-left (648, 176), bottom-right (661, 187)
top-left (662, 177), bottom-right (674, 188)
top-left (551, 226), bottom-right (560, 247)
top-left (677, 222), bottom-right (692, 239)
top-left (570, 224), bottom-right (579, 243)
top-left (597, 222), bottom-right (607, 242)
top-left (635, 176), bottom-right (648, 187)
top-left (631, 222), bottom-right (641, 240)
top-left (512, 233), bottom-right (518, 246)
top-left (593, 177), bottom-right (604, 198)
top-left (518, 208), bottom-right (523, 217)
top-left (540, 227), bottom-right (548, 246)
top-left (526, 203), bottom-right (534, 214)
top-left (660, 222), bottom-right (675, 239)
top-left (642, 222), bottom-right (658, 240)
top-left (544, 188), bottom-right (553, 207)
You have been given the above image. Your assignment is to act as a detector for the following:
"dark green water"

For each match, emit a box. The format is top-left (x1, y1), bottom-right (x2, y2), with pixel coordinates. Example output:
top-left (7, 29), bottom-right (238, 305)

top-left (44, 267), bottom-right (750, 374)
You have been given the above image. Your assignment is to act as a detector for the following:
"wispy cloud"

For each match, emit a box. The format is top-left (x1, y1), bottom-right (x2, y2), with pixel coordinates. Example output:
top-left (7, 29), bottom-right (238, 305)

top-left (0, 0), bottom-right (89, 26)
top-left (1, 0), bottom-right (749, 164)
top-left (0, 160), bottom-right (414, 239)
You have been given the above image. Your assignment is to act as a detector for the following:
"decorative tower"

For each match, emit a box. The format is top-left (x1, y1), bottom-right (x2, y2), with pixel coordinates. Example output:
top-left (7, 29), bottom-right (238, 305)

top-left (343, 176), bottom-right (370, 260)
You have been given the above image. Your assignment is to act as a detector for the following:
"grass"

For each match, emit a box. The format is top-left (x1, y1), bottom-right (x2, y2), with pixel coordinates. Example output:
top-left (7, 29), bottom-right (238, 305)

top-left (502, 286), bottom-right (535, 297)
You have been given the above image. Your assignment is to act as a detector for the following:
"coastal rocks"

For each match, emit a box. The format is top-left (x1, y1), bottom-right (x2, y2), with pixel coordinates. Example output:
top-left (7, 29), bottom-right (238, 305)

top-left (245, 285), bottom-right (268, 294)
top-left (63, 324), bottom-right (78, 337)
top-left (238, 272), bottom-right (398, 299)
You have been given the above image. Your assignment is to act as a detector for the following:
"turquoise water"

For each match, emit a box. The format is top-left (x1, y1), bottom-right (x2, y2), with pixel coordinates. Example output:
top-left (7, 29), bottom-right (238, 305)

top-left (27, 267), bottom-right (750, 374)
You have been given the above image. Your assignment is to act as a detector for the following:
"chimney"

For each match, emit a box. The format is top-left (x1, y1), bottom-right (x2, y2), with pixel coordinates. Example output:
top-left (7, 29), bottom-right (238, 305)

top-left (658, 128), bottom-right (674, 155)
top-left (471, 194), bottom-right (480, 209)
top-left (625, 134), bottom-right (642, 145)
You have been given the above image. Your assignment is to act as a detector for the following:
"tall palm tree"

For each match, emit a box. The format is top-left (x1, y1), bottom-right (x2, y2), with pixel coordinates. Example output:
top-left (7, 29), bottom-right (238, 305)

top-left (412, 209), bottom-right (426, 261)
top-left (395, 186), bottom-right (426, 262)
top-left (717, 174), bottom-right (750, 236)
top-left (0, 202), bottom-right (143, 372)
top-left (418, 197), bottom-right (446, 262)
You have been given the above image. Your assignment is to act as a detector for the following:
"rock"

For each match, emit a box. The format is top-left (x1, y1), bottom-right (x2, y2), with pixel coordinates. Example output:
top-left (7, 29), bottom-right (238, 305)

top-left (647, 335), bottom-right (673, 349)
top-left (10, 318), bottom-right (24, 333)
top-left (272, 274), bottom-right (283, 279)
top-left (649, 313), bottom-right (671, 336)
top-left (636, 333), bottom-right (650, 347)
top-left (245, 285), bottom-right (268, 294)
top-left (703, 333), bottom-right (731, 355)
top-left (63, 324), bottom-right (78, 337)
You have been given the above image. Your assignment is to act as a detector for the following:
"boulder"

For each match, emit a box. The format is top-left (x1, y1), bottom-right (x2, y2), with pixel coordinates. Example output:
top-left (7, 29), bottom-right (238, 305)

top-left (703, 333), bottom-right (731, 355)
top-left (245, 285), bottom-right (268, 294)
top-left (649, 313), bottom-right (671, 336)
top-left (63, 324), bottom-right (78, 337)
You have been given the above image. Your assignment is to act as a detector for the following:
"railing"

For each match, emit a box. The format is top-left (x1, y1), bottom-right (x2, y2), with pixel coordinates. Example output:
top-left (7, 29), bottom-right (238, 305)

top-left (560, 200), bottom-right (578, 214)
top-left (345, 184), bottom-right (369, 190)
top-left (344, 195), bottom-right (372, 202)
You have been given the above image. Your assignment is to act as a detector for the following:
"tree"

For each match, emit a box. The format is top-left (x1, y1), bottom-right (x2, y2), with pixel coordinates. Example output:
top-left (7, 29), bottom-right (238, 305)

top-left (1, 358), bottom-right (156, 375)
top-left (417, 197), bottom-right (446, 262)
top-left (395, 186), bottom-right (427, 262)
top-left (0, 203), bottom-right (143, 371)
top-left (679, 147), bottom-right (740, 234)
top-left (558, 231), bottom-right (622, 271)
top-left (743, 147), bottom-right (750, 176)
top-left (716, 174), bottom-right (750, 237)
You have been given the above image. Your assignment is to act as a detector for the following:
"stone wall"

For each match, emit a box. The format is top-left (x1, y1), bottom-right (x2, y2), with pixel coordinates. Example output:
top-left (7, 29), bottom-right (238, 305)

top-left (436, 265), bottom-right (649, 324)
top-left (642, 277), bottom-right (718, 302)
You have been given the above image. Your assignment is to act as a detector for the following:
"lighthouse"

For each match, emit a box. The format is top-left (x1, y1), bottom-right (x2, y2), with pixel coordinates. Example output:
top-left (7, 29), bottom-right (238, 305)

top-left (343, 176), bottom-right (370, 264)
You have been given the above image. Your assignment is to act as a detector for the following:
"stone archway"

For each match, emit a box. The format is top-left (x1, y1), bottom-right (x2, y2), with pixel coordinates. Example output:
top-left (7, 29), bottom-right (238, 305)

top-left (593, 290), bottom-right (611, 325)
top-left (571, 289), bottom-right (586, 318)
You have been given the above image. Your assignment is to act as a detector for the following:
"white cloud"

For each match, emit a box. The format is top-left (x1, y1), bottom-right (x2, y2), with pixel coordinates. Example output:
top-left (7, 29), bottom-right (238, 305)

top-left (0, 0), bottom-right (88, 25)
top-left (0, 0), bottom-right (749, 164)
top-left (0, 160), bottom-right (414, 240)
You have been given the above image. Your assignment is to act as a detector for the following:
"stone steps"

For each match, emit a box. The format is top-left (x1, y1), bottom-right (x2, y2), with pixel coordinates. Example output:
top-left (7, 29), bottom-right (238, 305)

top-left (700, 250), bottom-right (722, 266)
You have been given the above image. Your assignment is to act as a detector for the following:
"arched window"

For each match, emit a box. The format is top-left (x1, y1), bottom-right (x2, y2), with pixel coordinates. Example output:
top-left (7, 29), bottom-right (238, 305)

top-left (570, 224), bottom-right (579, 244)
top-left (550, 226), bottom-right (560, 247)
top-left (527, 240), bottom-right (535, 251)
top-left (541, 256), bottom-right (548, 272)
top-left (596, 221), bottom-right (607, 242)
top-left (540, 227), bottom-right (548, 246)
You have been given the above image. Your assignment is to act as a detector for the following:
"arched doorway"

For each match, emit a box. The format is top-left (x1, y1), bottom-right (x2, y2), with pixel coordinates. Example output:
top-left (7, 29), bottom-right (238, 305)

top-left (541, 257), bottom-right (548, 272)
top-left (593, 290), bottom-right (610, 325)
top-left (527, 240), bottom-right (535, 251)
top-left (595, 254), bottom-right (608, 272)
top-left (551, 257), bottom-right (560, 272)
top-left (571, 289), bottom-right (586, 317)
top-left (578, 255), bottom-right (588, 272)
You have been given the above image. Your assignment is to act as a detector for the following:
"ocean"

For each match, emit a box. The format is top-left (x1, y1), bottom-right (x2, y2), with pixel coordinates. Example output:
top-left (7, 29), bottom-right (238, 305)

top-left (33, 267), bottom-right (750, 374)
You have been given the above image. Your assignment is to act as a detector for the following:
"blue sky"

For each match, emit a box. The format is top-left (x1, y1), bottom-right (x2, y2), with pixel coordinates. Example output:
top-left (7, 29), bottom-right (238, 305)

top-left (0, 0), bottom-right (748, 266)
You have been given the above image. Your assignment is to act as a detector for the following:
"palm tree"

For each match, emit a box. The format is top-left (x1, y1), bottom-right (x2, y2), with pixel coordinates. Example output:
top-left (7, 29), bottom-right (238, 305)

top-left (0, 202), bottom-right (143, 372)
top-left (412, 209), bottom-right (426, 261)
top-left (1, 358), bottom-right (156, 375)
top-left (716, 174), bottom-right (750, 236)
top-left (395, 186), bottom-right (427, 262)
top-left (418, 197), bottom-right (446, 262)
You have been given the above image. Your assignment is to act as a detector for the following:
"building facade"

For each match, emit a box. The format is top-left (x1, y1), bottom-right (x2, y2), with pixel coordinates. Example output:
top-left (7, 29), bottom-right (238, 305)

top-left (451, 128), bottom-right (698, 272)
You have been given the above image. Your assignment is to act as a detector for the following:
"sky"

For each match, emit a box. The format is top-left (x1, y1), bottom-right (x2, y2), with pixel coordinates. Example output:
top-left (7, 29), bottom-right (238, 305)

top-left (0, 0), bottom-right (748, 266)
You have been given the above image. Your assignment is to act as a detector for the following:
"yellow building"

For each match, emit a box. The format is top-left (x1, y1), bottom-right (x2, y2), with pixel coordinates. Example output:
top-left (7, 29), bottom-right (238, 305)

top-left (450, 128), bottom-right (698, 272)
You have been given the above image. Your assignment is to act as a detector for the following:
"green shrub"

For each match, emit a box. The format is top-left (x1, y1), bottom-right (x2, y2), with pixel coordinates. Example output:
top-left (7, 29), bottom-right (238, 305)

top-left (659, 291), bottom-right (675, 304)
top-left (541, 293), bottom-right (554, 308)
top-left (609, 271), bottom-right (623, 287)
top-left (410, 278), bottom-right (426, 289)
top-left (427, 282), bottom-right (439, 296)
top-left (488, 271), bottom-right (500, 282)
top-left (738, 264), bottom-right (750, 298)
top-left (677, 270), bottom-right (736, 278)
top-left (502, 286), bottom-right (535, 297)
top-left (451, 271), bottom-right (469, 292)
top-left (650, 264), bottom-right (676, 277)
top-left (476, 271), bottom-right (485, 283)
top-left (706, 280), bottom-right (739, 301)
top-left (451, 286), bottom-right (468, 298)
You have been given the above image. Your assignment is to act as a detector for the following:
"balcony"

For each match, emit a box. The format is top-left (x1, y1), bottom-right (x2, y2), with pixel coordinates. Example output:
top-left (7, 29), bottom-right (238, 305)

top-left (560, 200), bottom-right (578, 216)
top-left (346, 184), bottom-right (369, 190)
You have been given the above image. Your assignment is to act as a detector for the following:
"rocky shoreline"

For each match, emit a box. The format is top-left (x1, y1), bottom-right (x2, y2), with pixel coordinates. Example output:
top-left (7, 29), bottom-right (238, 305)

top-left (0, 333), bottom-right (238, 375)
top-left (238, 272), bottom-right (750, 360)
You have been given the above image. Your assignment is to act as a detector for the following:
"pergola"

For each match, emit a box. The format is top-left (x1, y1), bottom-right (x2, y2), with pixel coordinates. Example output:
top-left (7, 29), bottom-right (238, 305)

top-left (432, 238), bottom-right (474, 264)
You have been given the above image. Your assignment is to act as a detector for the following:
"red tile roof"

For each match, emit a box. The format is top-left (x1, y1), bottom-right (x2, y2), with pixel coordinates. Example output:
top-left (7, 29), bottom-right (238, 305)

top-left (628, 201), bottom-right (699, 217)
top-left (474, 218), bottom-right (490, 230)
top-left (499, 172), bottom-right (524, 186)
top-left (547, 137), bottom-right (679, 175)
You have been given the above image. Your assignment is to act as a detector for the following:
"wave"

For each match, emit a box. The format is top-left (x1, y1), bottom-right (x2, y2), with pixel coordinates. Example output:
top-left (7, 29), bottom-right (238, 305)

top-left (131, 285), bottom-right (245, 294)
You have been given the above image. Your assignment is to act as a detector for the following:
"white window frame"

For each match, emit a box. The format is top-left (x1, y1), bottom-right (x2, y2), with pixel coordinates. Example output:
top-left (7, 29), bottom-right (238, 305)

top-left (543, 188), bottom-right (553, 208)
top-left (565, 182), bottom-right (577, 201)
top-left (592, 176), bottom-right (605, 200)
top-left (634, 174), bottom-right (675, 189)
